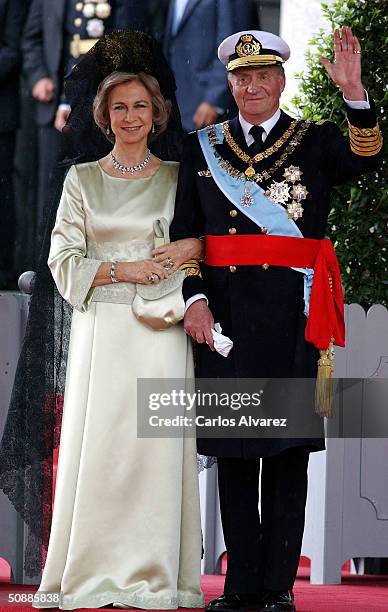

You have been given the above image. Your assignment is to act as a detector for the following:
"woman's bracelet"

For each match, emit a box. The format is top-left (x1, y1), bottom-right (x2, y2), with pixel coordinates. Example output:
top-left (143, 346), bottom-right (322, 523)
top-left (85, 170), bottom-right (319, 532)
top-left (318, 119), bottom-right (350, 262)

top-left (110, 261), bottom-right (119, 284)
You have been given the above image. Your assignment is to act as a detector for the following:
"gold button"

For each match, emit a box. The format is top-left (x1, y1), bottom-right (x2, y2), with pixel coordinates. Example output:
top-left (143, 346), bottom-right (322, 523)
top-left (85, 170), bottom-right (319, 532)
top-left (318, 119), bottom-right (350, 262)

top-left (230, 209), bottom-right (238, 218)
top-left (229, 228), bottom-right (237, 234)
top-left (74, 17), bottom-right (82, 27)
top-left (76, 2), bottom-right (83, 10)
top-left (229, 265), bottom-right (237, 273)
top-left (261, 226), bottom-right (268, 234)
top-left (262, 263), bottom-right (269, 270)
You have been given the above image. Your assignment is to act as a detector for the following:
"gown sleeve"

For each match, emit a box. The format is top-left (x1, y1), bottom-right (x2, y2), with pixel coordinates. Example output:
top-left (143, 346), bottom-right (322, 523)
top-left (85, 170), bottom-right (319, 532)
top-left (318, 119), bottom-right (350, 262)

top-left (48, 165), bottom-right (102, 311)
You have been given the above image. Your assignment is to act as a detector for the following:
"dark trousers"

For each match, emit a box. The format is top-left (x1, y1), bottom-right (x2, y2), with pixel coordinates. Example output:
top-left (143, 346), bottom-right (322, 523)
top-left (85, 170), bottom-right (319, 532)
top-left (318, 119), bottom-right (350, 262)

top-left (217, 447), bottom-right (310, 594)
top-left (0, 132), bottom-right (16, 275)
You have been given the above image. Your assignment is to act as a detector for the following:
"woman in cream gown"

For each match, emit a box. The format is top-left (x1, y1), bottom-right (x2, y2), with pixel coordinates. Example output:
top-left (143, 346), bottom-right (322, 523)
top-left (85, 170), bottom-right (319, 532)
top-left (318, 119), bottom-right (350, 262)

top-left (32, 65), bottom-right (204, 610)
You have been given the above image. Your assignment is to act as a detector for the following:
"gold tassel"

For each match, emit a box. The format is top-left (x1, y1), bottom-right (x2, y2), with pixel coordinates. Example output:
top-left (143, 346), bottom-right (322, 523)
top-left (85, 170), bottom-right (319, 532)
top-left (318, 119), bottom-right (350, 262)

top-left (315, 337), bottom-right (335, 418)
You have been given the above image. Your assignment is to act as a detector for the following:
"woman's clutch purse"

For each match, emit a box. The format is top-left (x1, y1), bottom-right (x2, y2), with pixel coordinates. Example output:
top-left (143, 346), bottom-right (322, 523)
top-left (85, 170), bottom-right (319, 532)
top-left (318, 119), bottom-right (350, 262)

top-left (132, 218), bottom-right (185, 330)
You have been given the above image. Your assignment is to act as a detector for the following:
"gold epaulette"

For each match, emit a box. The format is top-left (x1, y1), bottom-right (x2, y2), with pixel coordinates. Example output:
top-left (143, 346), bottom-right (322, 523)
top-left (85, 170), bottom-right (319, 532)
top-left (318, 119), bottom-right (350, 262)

top-left (347, 120), bottom-right (383, 156)
top-left (179, 259), bottom-right (202, 278)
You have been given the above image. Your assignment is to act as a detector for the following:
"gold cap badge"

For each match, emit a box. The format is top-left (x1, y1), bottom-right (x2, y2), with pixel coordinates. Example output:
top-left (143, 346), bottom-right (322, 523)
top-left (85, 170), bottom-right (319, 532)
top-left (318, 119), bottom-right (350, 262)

top-left (235, 34), bottom-right (262, 58)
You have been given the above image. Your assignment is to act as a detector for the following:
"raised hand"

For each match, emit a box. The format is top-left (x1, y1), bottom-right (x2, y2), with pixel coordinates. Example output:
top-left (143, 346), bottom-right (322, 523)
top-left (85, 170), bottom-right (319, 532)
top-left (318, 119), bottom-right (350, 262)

top-left (320, 26), bottom-right (365, 100)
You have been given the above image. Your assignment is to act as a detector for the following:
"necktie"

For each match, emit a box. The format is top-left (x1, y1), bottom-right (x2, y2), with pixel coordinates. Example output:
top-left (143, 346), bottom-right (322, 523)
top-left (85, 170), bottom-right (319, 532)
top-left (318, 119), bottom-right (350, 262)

top-left (248, 125), bottom-right (265, 157)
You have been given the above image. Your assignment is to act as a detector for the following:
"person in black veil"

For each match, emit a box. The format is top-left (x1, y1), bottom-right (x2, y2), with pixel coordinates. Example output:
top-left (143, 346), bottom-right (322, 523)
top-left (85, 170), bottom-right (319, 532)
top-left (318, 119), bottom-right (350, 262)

top-left (0, 30), bottom-right (205, 609)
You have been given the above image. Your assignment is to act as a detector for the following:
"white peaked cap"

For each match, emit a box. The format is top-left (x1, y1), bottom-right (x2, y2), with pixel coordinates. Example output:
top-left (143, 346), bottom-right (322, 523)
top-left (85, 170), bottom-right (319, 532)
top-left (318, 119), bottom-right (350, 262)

top-left (218, 30), bottom-right (290, 71)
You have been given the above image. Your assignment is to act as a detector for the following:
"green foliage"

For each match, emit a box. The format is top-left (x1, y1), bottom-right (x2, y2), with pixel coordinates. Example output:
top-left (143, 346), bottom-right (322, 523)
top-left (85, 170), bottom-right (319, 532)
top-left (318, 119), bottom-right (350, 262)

top-left (291, 0), bottom-right (387, 308)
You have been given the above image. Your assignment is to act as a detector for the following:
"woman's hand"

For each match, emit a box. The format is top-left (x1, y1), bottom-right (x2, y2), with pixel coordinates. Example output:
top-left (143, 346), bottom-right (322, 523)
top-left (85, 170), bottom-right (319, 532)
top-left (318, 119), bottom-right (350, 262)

top-left (152, 238), bottom-right (205, 273)
top-left (116, 260), bottom-right (170, 285)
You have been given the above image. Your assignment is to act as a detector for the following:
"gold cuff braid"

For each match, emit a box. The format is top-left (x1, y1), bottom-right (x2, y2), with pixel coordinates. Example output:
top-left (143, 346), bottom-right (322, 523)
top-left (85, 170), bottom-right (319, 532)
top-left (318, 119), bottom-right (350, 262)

top-left (179, 259), bottom-right (202, 278)
top-left (347, 120), bottom-right (383, 156)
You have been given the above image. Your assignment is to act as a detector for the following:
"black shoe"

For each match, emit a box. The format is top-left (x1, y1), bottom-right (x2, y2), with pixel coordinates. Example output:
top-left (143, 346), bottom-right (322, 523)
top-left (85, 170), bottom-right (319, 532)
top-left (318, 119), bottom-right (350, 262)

top-left (206, 594), bottom-right (260, 612)
top-left (259, 590), bottom-right (296, 612)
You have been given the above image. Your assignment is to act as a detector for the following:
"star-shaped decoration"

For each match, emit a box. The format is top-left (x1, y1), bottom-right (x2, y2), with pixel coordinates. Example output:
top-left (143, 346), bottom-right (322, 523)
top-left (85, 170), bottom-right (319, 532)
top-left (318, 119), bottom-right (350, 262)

top-left (266, 181), bottom-right (291, 205)
top-left (286, 201), bottom-right (304, 220)
top-left (291, 183), bottom-right (309, 201)
top-left (283, 165), bottom-right (303, 183)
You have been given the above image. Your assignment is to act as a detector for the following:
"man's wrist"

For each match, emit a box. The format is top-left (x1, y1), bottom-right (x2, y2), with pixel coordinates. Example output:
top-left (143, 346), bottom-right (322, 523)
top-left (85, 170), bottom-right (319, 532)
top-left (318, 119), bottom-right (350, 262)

top-left (341, 84), bottom-right (366, 101)
top-left (185, 294), bottom-right (208, 313)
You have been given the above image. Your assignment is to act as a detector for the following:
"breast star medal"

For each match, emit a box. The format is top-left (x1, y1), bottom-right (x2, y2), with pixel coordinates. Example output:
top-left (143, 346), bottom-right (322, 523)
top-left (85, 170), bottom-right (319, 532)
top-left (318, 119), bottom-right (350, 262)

top-left (283, 165), bottom-right (303, 183)
top-left (286, 183), bottom-right (308, 220)
top-left (265, 177), bottom-right (308, 220)
top-left (291, 184), bottom-right (308, 201)
top-left (266, 181), bottom-right (291, 205)
top-left (286, 201), bottom-right (304, 221)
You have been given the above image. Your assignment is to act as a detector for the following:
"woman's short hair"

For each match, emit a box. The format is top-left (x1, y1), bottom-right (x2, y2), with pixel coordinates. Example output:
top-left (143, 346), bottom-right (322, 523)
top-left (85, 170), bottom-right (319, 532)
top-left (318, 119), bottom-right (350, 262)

top-left (93, 71), bottom-right (171, 143)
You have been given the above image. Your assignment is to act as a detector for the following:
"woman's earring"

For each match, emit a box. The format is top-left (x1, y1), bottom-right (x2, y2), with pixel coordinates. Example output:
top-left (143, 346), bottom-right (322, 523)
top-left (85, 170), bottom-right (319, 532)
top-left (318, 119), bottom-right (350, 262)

top-left (106, 127), bottom-right (110, 135)
top-left (152, 123), bottom-right (155, 134)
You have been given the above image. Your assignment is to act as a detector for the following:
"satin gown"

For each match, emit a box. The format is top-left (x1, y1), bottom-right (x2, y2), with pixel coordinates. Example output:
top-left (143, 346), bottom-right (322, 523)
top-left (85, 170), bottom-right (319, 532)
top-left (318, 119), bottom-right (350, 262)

top-left (33, 161), bottom-right (204, 610)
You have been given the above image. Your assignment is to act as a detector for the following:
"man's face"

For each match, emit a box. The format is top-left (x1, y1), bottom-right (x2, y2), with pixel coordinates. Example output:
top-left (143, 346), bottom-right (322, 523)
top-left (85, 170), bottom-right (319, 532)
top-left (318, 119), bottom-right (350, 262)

top-left (228, 66), bottom-right (285, 121)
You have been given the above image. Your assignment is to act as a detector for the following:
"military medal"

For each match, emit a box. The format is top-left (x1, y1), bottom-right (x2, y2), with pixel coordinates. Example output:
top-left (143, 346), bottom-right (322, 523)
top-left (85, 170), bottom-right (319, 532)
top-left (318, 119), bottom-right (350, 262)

top-left (83, 3), bottom-right (96, 17)
top-left (286, 201), bottom-right (304, 220)
top-left (291, 184), bottom-right (308, 201)
top-left (240, 185), bottom-right (254, 207)
top-left (283, 165), bottom-right (303, 183)
top-left (87, 18), bottom-right (105, 37)
top-left (96, 2), bottom-right (112, 18)
top-left (245, 165), bottom-right (255, 178)
top-left (266, 181), bottom-right (291, 205)
top-left (205, 122), bottom-right (312, 215)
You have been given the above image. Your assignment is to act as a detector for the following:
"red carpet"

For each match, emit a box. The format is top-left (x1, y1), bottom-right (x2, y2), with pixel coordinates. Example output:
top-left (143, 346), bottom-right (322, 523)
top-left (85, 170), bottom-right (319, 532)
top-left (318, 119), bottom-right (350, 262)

top-left (1, 569), bottom-right (388, 612)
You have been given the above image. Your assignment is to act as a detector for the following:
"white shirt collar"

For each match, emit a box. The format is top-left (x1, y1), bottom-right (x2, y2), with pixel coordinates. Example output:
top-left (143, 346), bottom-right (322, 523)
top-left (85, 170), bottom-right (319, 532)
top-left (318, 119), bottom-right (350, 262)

top-left (173, 0), bottom-right (190, 32)
top-left (239, 108), bottom-right (282, 145)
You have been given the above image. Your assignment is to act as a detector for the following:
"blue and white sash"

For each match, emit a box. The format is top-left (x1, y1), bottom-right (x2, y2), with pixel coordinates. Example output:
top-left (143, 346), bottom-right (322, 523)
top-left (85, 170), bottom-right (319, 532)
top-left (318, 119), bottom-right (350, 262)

top-left (197, 123), bottom-right (314, 315)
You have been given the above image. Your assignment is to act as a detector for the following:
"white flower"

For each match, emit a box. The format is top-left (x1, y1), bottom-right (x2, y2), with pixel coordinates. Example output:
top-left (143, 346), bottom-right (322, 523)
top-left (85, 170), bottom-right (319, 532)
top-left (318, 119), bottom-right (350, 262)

top-left (369, 226), bottom-right (376, 233)
top-left (331, 225), bottom-right (337, 231)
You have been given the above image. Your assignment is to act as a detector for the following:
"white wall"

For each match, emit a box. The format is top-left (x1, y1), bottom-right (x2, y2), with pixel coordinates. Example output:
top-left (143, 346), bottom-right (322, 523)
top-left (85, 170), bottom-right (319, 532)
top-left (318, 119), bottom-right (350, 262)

top-left (279, 0), bottom-right (336, 112)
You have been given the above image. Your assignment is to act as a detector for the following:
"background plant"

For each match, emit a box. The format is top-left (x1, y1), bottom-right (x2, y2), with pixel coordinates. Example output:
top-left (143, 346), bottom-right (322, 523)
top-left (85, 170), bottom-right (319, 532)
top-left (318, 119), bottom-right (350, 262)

top-left (291, 0), bottom-right (387, 308)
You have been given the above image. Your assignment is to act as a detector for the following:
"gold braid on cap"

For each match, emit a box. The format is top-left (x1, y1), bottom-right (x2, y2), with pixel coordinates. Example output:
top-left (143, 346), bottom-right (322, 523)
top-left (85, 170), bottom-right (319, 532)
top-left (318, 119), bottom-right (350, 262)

top-left (347, 120), bottom-right (383, 156)
top-left (227, 55), bottom-right (284, 71)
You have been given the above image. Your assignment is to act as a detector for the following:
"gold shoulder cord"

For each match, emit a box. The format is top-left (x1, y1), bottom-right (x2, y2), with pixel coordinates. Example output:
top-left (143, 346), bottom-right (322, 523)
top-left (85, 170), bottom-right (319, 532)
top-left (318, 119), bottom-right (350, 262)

top-left (223, 120), bottom-right (298, 177)
top-left (347, 120), bottom-right (383, 156)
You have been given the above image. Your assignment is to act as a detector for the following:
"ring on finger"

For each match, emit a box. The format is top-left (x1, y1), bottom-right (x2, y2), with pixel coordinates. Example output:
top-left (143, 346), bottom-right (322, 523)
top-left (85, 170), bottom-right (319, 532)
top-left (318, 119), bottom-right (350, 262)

top-left (148, 274), bottom-right (156, 284)
top-left (353, 50), bottom-right (361, 54)
top-left (164, 259), bottom-right (174, 270)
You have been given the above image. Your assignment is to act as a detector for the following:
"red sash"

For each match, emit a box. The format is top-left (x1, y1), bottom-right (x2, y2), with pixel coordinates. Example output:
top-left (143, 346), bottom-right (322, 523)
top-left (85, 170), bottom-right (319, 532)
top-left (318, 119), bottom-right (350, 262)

top-left (205, 234), bottom-right (345, 351)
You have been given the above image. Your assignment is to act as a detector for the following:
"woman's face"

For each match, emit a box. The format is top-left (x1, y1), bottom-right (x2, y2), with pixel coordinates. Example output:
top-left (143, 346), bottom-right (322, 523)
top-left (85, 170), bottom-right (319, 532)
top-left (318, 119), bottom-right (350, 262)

top-left (108, 81), bottom-right (153, 147)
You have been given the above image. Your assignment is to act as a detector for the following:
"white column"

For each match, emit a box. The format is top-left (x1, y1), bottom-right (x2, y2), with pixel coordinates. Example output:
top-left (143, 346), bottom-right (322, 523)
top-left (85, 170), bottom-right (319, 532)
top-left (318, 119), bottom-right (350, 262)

top-left (279, 0), bottom-right (336, 112)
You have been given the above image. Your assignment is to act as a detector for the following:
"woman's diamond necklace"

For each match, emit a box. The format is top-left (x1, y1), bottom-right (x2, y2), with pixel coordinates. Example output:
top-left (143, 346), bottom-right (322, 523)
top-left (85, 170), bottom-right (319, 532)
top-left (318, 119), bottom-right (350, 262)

top-left (110, 149), bottom-right (151, 174)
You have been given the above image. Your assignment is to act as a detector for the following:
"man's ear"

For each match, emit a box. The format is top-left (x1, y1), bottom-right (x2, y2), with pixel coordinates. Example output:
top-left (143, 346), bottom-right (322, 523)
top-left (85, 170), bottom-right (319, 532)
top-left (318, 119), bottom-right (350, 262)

top-left (227, 78), bottom-right (234, 95)
top-left (280, 73), bottom-right (286, 94)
